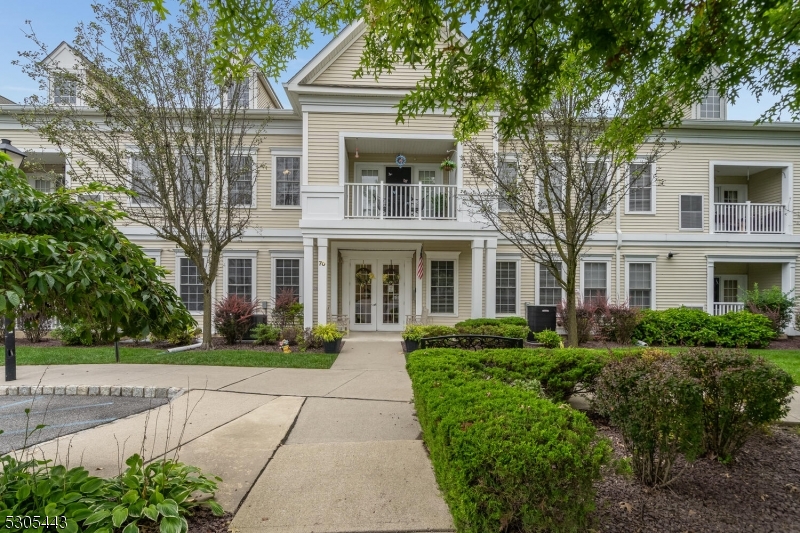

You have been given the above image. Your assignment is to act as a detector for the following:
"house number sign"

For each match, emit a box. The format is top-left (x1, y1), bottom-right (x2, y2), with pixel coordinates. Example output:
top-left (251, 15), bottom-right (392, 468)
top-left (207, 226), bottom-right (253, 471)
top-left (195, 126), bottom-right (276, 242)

top-left (318, 261), bottom-right (326, 266)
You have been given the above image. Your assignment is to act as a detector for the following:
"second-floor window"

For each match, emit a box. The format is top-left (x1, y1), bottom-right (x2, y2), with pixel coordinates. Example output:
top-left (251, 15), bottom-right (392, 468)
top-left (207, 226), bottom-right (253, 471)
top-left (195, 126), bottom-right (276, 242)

top-left (628, 163), bottom-right (653, 212)
top-left (498, 160), bottom-right (517, 212)
top-left (680, 194), bottom-right (703, 230)
top-left (229, 155), bottom-right (254, 206)
top-left (131, 156), bottom-right (156, 205)
top-left (233, 77), bottom-right (250, 109)
top-left (538, 163), bottom-right (564, 210)
top-left (699, 88), bottom-right (721, 119)
top-left (584, 161), bottom-right (609, 212)
top-left (275, 156), bottom-right (300, 206)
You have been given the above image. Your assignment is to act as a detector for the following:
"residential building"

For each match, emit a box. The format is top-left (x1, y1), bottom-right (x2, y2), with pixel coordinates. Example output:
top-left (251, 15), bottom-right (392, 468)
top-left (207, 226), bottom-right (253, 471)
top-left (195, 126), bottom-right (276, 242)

top-left (2, 22), bottom-right (799, 333)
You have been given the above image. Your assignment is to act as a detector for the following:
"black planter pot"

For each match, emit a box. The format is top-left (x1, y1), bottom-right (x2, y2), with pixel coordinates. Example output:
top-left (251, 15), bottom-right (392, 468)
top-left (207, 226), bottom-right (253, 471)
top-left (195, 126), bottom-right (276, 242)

top-left (323, 339), bottom-right (342, 353)
top-left (404, 339), bottom-right (419, 352)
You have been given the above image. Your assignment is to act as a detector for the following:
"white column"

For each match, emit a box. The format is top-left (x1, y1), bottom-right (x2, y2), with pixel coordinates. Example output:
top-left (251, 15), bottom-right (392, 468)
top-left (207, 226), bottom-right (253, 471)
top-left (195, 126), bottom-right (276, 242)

top-left (415, 246), bottom-right (423, 316)
top-left (485, 238), bottom-right (497, 318)
top-left (783, 261), bottom-right (797, 334)
top-left (303, 237), bottom-right (315, 328)
top-left (471, 239), bottom-right (485, 318)
top-left (317, 238), bottom-right (329, 325)
top-left (706, 260), bottom-right (715, 315)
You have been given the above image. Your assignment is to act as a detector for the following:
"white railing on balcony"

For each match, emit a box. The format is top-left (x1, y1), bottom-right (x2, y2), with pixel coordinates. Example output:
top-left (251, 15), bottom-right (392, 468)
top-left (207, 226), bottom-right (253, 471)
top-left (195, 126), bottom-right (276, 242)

top-left (714, 202), bottom-right (785, 233)
top-left (713, 302), bottom-right (745, 315)
top-left (345, 183), bottom-right (458, 220)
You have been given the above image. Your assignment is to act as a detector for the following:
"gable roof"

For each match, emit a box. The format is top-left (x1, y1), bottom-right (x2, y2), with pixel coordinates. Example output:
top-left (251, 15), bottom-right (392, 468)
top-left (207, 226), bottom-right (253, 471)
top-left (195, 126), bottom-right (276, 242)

top-left (0, 95), bottom-right (15, 105)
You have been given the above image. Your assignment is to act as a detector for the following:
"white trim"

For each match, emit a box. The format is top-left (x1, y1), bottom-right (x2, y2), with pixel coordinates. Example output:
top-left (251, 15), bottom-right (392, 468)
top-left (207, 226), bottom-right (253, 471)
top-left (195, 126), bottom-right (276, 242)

top-left (580, 258), bottom-right (611, 302)
top-left (706, 254), bottom-right (797, 263)
top-left (535, 261), bottom-right (566, 306)
top-left (495, 257), bottom-right (521, 316)
top-left (426, 251), bottom-right (461, 317)
top-left (624, 258), bottom-right (656, 309)
top-left (141, 248), bottom-right (162, 266)
top-left (271, 251), bottom-right (304, 305)
top-left (222, 250), bottom-right (258, 300)
top-left (302, 112), bottom-right (309, 186)
top-left (624, 161), bottom-right (657, 215)
top-left (272, 152), bottom-right (303, 209)
top-left (715, 274), bottom-right (748, 303)
top-left (679, 193), bottom-right (705, 231)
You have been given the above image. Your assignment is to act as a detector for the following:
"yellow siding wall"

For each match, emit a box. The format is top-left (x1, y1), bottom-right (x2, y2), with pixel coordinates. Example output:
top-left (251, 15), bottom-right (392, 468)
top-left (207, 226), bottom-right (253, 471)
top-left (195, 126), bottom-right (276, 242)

top-left (749, 168), bottom-right (783, 204)
top-left (748, 263), bottom-right (782, 291)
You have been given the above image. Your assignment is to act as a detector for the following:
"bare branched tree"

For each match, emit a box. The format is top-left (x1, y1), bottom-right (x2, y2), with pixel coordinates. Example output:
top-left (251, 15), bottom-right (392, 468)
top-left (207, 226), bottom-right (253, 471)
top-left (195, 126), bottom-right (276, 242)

top-left (462, 84), bottom-right (672, 346)
top-left (15, 0), bottom-right (280, 348)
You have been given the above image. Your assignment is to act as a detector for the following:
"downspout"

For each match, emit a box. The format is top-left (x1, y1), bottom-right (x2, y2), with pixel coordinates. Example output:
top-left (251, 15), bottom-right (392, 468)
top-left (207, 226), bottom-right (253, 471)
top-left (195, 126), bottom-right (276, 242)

top-left (616, 173), bottom-right (622, 303)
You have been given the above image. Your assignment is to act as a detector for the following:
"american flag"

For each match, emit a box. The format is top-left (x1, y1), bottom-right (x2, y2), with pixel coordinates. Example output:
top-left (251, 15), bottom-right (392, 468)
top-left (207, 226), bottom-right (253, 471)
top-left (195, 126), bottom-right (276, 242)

top-left (417, 253), bottom-right (424, 279)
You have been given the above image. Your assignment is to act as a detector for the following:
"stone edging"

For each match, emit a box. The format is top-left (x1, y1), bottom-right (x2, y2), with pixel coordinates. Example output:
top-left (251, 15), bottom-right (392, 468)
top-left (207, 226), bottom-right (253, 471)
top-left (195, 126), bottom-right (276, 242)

top-left (0, 385), bottom-right (185, 400)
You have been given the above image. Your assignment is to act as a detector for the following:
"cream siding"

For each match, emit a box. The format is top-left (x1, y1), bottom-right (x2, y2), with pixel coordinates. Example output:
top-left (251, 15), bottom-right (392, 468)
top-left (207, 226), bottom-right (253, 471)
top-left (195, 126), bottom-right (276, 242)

top-left (748, 168), bottom-right (783, 204)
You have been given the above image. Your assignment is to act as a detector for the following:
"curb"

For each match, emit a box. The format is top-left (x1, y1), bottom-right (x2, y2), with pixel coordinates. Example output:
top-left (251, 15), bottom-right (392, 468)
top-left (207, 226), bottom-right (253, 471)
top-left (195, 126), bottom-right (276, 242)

top-left (0, 385), bottom-right (185, 400)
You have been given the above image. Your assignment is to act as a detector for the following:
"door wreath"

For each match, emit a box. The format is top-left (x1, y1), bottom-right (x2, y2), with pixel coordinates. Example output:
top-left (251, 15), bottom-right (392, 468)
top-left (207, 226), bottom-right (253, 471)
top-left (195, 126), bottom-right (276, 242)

top-left (355, 266), bottom-right (375, 286)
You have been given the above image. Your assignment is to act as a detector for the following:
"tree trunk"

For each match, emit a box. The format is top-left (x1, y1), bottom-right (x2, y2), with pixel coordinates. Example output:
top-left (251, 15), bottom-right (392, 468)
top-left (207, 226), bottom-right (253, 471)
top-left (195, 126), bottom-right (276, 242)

top-left (201, 282), bottom-right (213, 349)
top-left (566, 287), bottom-right (578, 347)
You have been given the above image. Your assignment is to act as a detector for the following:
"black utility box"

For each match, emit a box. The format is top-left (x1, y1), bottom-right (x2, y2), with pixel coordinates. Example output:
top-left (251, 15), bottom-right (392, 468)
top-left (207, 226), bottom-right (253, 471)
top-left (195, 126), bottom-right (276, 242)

top-left (243, 314), bottom-right (268, 341)
top-left (526, 304), bottom-right (557, 340)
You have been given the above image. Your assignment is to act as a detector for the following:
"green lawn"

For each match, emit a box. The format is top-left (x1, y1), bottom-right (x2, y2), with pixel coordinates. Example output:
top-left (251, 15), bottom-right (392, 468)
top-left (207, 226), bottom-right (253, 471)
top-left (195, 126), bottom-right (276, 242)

top-left (8, 346), bottom-right (337, 369)
top-left (750, 349), bottom-right (800, 384)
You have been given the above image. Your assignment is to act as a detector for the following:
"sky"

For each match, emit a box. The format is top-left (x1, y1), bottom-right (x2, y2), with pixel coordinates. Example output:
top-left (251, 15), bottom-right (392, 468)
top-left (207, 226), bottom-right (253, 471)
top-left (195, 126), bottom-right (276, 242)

top-left (0, 0), bottom-right (790, 121)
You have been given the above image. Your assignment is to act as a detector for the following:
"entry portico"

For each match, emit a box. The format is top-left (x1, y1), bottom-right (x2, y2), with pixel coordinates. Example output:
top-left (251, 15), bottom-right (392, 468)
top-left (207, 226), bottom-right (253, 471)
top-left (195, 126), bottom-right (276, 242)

top-left (300, 235), bottom-right (499, 330)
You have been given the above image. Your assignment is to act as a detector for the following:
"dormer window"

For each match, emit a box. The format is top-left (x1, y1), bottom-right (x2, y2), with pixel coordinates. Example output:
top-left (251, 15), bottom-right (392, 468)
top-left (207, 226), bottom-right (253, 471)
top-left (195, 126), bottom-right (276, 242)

top-left (52, 75), bottom-right (78, 105)
top-left (234, 77), bottom-right (250, 108)
top-left (699, 88), bottom-right (721, 119)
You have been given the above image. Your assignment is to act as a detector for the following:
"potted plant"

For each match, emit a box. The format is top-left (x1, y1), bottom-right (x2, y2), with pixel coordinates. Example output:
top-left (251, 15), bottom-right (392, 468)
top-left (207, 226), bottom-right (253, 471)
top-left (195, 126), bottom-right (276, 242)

top-left (440, 159), bottom-right (455, 171)
top-left (313, 323), bottom-right (345, 353)
top-left (402, 324), bottom-right (426, 352)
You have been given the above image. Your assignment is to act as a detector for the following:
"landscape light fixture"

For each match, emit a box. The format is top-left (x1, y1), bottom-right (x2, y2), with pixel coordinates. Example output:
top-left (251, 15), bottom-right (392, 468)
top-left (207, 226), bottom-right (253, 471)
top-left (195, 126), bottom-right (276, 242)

top-left (1, 139), bottom-right (26, 381)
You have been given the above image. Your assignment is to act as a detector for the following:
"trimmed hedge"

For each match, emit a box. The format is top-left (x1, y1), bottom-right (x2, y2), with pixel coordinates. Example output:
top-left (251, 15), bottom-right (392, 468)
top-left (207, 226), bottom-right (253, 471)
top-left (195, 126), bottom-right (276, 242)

top-left (403, 320), bottom-right (531, 342)
top-left (634, 308), bottom-right (774, 348)
top-left (455, 316), bottom-right (528, 328)
top-left (408, 348), bottom-right (611, 532)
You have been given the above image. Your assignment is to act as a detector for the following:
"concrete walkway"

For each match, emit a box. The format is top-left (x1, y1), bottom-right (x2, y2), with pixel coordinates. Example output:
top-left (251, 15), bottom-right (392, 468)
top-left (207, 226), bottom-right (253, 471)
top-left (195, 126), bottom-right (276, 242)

top-left (10, 335), bottom-right (455, 532)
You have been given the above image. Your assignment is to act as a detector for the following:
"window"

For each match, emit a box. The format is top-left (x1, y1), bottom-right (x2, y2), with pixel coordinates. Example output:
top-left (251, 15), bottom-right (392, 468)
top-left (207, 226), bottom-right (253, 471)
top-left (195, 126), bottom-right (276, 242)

top-left (179, 155), bottom-right (204, 205)
top-left (234, 77), bottom-right (250, 108)
top-left (419, 170), bottom-right (436, 184)
top-left (584, 161), bottom-right (610, 211)
top-left (538, 163), bottom-right (564, 210)
top-left (34, 179), bottom-right (52, 194)
top-left (275, 156), bottom-right (300, 206)
top-left (496, 261), bottom-right (517, 314)
top-left (583, 262), bottom-right (607, 302)
top-left (229, 155), bottom-right (254, 206)
top-left (539, 262), bottom-right (563, 305)
top-left (498, 160), bottom-right (517, 212)
top-left (53, 76), bottom-right (77, 105)
top-left (628, 263), bottom-right (653, 309)
top-left (628, 163), bottom-right (653, 212)
top-left (131, 156), bottom-right (156, 205)
top-left (274, 258), bottom-right (300, 300)
top-left (179, 257), bottom-right (204, 312)
top-left (227, 258), bottom-right (253, 301)
top-left (680, 194), bottom-right (703, 230)
top-left (430, 260), bottom-right (456, 314)
top-left (699, 88), bottom-right (721, 119)
top-left (360, 168), bottom-right (379, 183)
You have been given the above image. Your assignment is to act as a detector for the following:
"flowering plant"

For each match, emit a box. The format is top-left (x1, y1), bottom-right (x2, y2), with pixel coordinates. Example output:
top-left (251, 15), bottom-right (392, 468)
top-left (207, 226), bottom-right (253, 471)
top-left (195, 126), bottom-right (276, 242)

top-left (280, 339), bottom-right (291, 353)
top-left (440, 159), bottom-right (455, 170)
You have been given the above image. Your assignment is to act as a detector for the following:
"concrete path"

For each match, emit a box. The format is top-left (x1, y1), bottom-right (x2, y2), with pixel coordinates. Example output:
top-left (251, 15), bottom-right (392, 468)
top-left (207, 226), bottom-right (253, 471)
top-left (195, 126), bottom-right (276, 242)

top-left (784, 386), bottom-right (800, 425)
top-left (231, 338), bottom-right (453, 533)
top-left (11, 336), bottom-right (455, 531)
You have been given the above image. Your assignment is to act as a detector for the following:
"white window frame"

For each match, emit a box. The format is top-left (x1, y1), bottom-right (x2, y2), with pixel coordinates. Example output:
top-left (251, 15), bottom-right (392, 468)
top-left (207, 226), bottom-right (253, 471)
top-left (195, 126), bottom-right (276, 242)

top-left (225, 72), bottom-right (257, 109)
top-left (173, 250), bottom-right (213, 316)
top-left (50, 70), bottom-right (83, 106)
top-left (270, 250), bottom-right (304, 305)
top-left (584, 157), bottom-right (612, 214)
top-left (625, 161), bottom-right (656, 215)
top-left (228, 151), bottom-right (258, 209)
top-left (625, 257), bottom-right (657, 310)
top-left (223, 251), bottom-right (258, 301)
top-left (535, 261), bottom-right (566, 306)
top-left (497, 155), bottom-right (518, 213)
top-left (141, 249), bottom-right (162, 266)
top-left (679, 194), bottom-right (705, 231)
top-left (695, 88), bottom-right (727, 120)
top-left (580, 257), bottom-right (612, 303)
top-left (715, 274), bottom-right (748, 303)
top-left (495, 255), bottom-right (521, 316)
top-left (426, 251), bottom-right (461, 317)
top-left (271, 148), bottom-right (302, 209)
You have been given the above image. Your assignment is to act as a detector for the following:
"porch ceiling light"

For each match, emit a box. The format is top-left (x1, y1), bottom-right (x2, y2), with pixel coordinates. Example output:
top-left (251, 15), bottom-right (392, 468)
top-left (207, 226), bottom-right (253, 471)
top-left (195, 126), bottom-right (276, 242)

top-left (354, 137), bottom-right (359, 159)
top-left (0, 138), bottom-right (27, 169)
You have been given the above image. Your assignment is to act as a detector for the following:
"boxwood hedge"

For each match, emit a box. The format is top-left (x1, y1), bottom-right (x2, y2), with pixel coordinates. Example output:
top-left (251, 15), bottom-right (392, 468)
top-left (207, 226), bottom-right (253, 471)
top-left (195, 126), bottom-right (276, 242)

top-left (633, 308), bottom-right (775, 348)
top-left (407, 348), bottom-right (613, 532)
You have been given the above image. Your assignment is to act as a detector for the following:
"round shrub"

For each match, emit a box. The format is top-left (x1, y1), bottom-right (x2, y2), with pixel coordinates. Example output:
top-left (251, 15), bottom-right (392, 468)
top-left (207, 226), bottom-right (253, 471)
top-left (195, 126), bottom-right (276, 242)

top-left (677, 348), bottom-right (794, 461)
top-left (594, 353), bottom-right (704, 487)
top-left (252, 323), bottom-right (280, 345)
top-left (535, 329), bottom-right (563, 348)
top-left (713, 311), bottom-right (775, 348)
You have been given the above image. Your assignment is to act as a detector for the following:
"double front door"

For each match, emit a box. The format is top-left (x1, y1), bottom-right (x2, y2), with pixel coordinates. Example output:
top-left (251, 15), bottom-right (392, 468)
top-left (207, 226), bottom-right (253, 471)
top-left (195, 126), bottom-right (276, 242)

top-left (347, 254), bottom-right (411, 331)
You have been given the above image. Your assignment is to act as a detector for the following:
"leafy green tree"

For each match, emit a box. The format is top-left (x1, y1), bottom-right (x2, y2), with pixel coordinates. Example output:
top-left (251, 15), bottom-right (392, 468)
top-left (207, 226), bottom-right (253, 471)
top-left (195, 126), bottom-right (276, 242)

top-left (0, 153), bottom-right (195, 345)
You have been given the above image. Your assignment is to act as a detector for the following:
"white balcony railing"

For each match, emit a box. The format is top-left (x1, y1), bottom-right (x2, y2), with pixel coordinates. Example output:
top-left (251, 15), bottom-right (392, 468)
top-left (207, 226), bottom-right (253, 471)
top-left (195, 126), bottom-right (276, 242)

top-left (713, 302), bottom-right (745, 315)
top-left (714, 202), bottom-right (785, 233)
top-left (345, 183), bottom-right (458, 220)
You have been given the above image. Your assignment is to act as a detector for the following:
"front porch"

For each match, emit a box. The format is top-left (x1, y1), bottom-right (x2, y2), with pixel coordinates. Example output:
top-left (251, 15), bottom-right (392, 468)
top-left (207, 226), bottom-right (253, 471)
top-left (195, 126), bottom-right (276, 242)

top-left (707, 258), bottom-right (795, 327)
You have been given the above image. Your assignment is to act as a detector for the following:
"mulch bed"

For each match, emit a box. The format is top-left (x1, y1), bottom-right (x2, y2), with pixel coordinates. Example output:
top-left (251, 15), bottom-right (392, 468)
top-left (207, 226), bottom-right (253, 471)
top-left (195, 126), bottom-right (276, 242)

top-left (593, 421), bottom-right (800, 533)
top-left (184, 507), bottom-right (234, 533)
top-left (576, 336), bottom-right (800, 350)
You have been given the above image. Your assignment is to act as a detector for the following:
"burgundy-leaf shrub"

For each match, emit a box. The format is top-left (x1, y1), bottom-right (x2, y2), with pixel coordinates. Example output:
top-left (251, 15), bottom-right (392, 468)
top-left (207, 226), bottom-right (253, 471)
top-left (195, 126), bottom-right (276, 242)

top-left (213, 295), bottom-right (259, 345)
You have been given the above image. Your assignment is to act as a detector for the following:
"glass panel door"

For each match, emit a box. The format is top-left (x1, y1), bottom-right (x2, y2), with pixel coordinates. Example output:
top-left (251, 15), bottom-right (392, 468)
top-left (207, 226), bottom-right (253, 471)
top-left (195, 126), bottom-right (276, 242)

top-left (353, 263), bottom-right (376, 329)
top-left (381, 263), bottom-right (400, 325)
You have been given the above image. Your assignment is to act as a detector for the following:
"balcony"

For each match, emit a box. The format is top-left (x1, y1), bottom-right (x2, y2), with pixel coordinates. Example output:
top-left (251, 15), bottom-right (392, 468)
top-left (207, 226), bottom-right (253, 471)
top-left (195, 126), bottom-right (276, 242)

top-left (713, 202), bottom-right (786, 234)
top-left (345, 183), bottom-right (458, 220)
